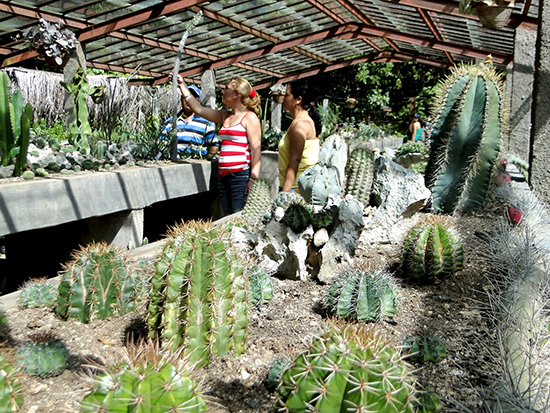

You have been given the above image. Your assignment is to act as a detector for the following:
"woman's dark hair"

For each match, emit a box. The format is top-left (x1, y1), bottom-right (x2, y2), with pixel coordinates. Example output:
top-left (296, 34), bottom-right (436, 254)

top-left (289, 80), bottom-right (323, 137)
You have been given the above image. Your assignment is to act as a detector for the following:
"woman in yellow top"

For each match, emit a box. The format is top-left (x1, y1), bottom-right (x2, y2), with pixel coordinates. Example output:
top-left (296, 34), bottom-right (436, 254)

top-left (278, 80), bottom-right (322, 192)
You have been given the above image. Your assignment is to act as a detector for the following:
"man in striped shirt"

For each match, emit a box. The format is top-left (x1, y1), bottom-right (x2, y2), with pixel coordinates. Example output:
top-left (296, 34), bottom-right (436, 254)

top-left (161, 85), bottom-right (219, 159)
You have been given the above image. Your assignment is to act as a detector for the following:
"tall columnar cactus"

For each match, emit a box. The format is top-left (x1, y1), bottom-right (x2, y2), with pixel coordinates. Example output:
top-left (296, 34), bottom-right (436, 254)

top-left (325, 268), bottom-right (399, 322)
top-left (0, 71), bottom-right (33, 177)
top-left (424, 60), bottom-right (505, 214)
top-left (0, 352), bottom-right (23, 413)
top-left (56, 242), bottom-right (137, 323)
top-left (81, 340), bottom-right (206, 413)
top-left (15, 335), bottom-right (70, 378)
top-left (345, 146), bottom-right (375, 206)
top-left (402, 217), bottom-right (464, 281)
top-left (275, 321), bottom-right (417, 412)
top-left (147, 220), bottom-right (248, 368)
top-left (242, 178), bottom-right (272, 227)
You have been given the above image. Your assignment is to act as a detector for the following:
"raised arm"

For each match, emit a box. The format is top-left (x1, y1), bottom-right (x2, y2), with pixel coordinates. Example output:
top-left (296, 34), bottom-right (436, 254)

top-left (174, 74), bottom-right (228, 125)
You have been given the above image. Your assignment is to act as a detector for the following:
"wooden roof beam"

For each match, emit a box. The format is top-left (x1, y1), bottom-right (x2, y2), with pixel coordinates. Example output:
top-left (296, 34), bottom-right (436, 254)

top-left (416, 7), bottom-right (454, 65)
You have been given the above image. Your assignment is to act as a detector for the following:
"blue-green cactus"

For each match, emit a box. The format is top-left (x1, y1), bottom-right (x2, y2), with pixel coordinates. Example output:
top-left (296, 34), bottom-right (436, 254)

top-left (18, 280), bottom-right (57, 309)
top-left (16, 336), bottom-right (69, 378)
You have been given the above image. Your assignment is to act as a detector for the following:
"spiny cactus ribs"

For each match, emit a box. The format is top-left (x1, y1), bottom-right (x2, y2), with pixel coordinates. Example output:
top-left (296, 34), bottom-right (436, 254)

top-left (242, 178), bottom-right (272, 227)
top-left (0, 352), bottom-right (23, 413)
top-left (275, 321), bottom-right (417, 412)
top-left (18, 280), bottom-right (57, 308)
top-left (345, 147), bottom-right (375, 207)
top-left (147, 220), bottom-right (248, 368)
top-left (15, 335), bottom-right (69, 378)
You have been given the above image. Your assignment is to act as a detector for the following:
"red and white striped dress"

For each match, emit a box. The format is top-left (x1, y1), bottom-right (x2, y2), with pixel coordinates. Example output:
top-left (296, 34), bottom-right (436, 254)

top-left (218, 112), bottom-right (251, 172)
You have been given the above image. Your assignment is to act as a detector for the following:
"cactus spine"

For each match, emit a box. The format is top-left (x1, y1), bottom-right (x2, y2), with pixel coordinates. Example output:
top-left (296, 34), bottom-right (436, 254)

top-left (15, 336), bottom-right (69, 378)
top-left (81, 340), bottom-right (206, 413)
top-left (275, 321), bottom-right (416, 412)
top-left (402, 217), bottom-right (464, 281)
top-left (425, 60), bottom-right (505, 213)
top-left (147, 220), bottom-right (248, 368)
top-left (345, 147), bottom-right (375, 206)
top-left (56, 242), bottom-right (137, 323)
top-left (242, 178), bottom-right (272, 227)
top-left (325, 268), bottom-right (399, 322)
top-left (18, 279), bottom-right (57, 308)
top-left (0, 352), bottom-right (23, 413)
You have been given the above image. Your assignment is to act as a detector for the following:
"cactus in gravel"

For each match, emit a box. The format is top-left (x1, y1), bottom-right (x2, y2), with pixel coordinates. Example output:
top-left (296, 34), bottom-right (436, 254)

top-left (266, 355), bottom-right (292, 392)
top-left (281, 203), bottom-right (312, 233)
top-left (325, 268), bottom-right (399, 322)
top-left (81, 340), bottom-right (206, 413)
top-left (247, 266), bottom-right (273, 307)
top-left (0, 309), bottom-right (9, 343)
top-left (147, 220), bottom-right (248, 368)
top-left (424, 60), bottom-right (505, 214)
top-left (402, 217), bottom-right (464, 281)
top-left (274, 321), bottom-right (416, 412)
top-left (345, 147), bottom-right (375, 206)
top-left (242, 178), bottom-right (272, 227)
top-left (18, 279), bottom-right (57, 308)
top-left (55, 242), bottom-right (137, 323)
top-left (0, 352), bottom-right (23, 413)
top-left (403, 335), bottom-right (447, 363)
top-left (15, 335), bottom-right (69, 378)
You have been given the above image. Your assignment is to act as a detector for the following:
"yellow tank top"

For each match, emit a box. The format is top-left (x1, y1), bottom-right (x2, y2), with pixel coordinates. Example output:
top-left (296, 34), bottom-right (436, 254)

top-left (278, 133), bottom-right (320, 190)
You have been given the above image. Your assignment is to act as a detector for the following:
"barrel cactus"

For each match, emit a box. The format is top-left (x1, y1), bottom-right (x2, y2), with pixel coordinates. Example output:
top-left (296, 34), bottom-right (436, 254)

top-left (81, 340), bottom-right (206, 413)
top-left (424, 59), bottom-right (505, 214)
top-left (18, 279), bottom-right (57, 309)
top-left (325, 267), bottom-right (399, 322)
top-left (56, 242), bottom-right (138, 323)
top-left (402, 217), bottom-right (464, 281)
top-left (15, 335), bottom-right (70, 378)
top-left (274, 321), bottom-right (417, 412)
top-left (345, 146), bottom-right (375, 206)
top-left (403, 335), bottom-right (447, 363)
top-left (247, 266), bottom-right (273, 307)
top-left (281, 203), bottom-right (313, 233)
top-left (272, 191), bottom-right (306, 211)
top-left (0, 309), bottom-right (9, 343)
top-left (0, 352), bottom-right (23, 413)
top-left (147, 220), bottom-right (248, 368)
top-left (242, 178), bottom-right (272, 227)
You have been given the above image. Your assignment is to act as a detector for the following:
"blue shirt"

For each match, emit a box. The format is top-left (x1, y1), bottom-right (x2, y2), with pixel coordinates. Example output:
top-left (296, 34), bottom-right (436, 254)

top-left (161, 114), bottom-right (218, 158)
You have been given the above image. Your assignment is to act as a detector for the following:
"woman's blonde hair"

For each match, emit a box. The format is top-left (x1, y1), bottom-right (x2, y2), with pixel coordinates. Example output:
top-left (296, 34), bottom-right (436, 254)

top-left (231, 77), bottom-right (261, 115)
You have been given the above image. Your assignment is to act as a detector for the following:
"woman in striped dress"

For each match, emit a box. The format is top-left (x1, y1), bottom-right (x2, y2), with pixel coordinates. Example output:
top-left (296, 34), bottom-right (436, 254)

top-left (176, 75), bottom-right (261, 216)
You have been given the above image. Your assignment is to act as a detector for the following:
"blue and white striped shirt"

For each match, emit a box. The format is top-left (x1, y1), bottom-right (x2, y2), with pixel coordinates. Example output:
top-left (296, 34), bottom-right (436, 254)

top-left (161, 114), bottom-right (218, 158)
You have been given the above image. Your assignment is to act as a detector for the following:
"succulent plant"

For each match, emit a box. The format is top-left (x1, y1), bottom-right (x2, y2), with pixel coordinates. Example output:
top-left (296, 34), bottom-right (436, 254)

top-left (345, 147), bottom-right (375, 206)
top-left (274, 321), bottom-right (417, 412)
top-left (18, 279), bottom-right (58, 309)
top-left (272, 191), bottom-right (306, 211)
top-left (15, 335), bottom-right (69, 378)
top-left (424, 60), bottom-right (505, 214)
top-left (81, 339), bottom-right (206, 413)
top-left (0, 309), bottom-right (9, 343)
top-left (281, 203), bottom-right (313, 233)
top-left (147, 220), bottom-right (248, 368)
top-left (247, 266), bottom-right (273, 307)
top-left (311, 206), bottom-right (338, 232)
top-left (403, 335), bottom-right (447, 363)
top-left (0, 352), bottom-right (23, 413)
top-left (325, 267), bottom-right (399, 322)
top-left (265, 355), bottom-right (292, 392)
top-left (242, 178), bottom-right (272, 228)
top-left (56, 242), bottom-right (138, 323)
top-left (402, 217), bottom-right (464, 281)
top-left (317, 134), bottom-right (348, 184)
top-left (415, 389), bottom-right (443, 412)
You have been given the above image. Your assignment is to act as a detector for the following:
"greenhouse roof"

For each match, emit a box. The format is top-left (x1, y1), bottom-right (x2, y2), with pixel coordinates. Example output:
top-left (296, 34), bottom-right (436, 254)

top-left (0, 0), bottom-right (540, 90)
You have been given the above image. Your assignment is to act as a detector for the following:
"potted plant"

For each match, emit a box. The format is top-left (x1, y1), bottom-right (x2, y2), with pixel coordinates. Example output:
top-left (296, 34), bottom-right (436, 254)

top-left (459, 0), bottom-right (515, 29)
top-left (269, 83), bottom-right (286, 104)
top-left (23, 18), bottom-right (79, 67)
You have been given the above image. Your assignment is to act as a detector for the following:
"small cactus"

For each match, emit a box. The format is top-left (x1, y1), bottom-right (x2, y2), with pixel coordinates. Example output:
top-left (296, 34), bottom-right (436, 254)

top-left (247, 266), bottom-right (274, 307)
top-left (56, 242), bottom-right (138, 323)
top-left (275, 321), bottom-right (417, 412)
top-left (402, 216), bottom-right (464, 281)
top-left (281, 203), bottom-right (312, 233)
top-left (345, 147), bottom-right (375, 206)
top-left (265, 355), bottom-right (292, 392)
top-left (272, 191), bottom-right (306, 211)
top-left (325, 267), bottom-right (399, 322)
top-left (0, 352), bottom-right (23, 413)
top-left (311, 207), bottom-right (338, 232)
top-left (403, 335), bottom-right (447, 363)
top-left (81, 340), bottom-right (206, 413)
top-left (15, 334), bottom-right (70, 378)
top-left (0, 309), bottom-right (9, 343)
top-left (18, 279), bottom-right (58, 309)
top-left (242, 178), bottom-right (272, 228)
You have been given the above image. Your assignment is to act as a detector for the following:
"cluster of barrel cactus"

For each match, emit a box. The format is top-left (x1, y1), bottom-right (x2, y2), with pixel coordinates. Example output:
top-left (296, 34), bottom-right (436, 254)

top-left (56, 242), bottom-right (138, 323)
top-left (147, 220), bottom-right (248, 368)
top-left (242, 178), bottom-right (272, 227)
top-left (15, 335), bottom-right (70, 378)
top-left (81, 340), bottom-right (206, 413)
top-left (0, 352), bottom-right (23, 413)
top-left (402, 217), bottom-right (464, 281)
top-left (424, 59), bottom-right (505, 214)
top-left (345, 146), bottom-right (375, 206)
top-left (18, 280), bottom-right (58, 309)
top-left (325, 267), bottom-right (399, 322)
top-left (274, 321), bottom-right (417, 412)
top-left (247, 266), bottom-right (274, 307)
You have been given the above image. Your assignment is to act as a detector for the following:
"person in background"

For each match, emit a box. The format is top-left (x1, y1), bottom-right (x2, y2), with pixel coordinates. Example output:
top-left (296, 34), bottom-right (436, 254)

top-left (409, 113), bottom-right (423, 142)
top-left (278, 80), bottom-right (322, 192)
top-left (174, 74), bottom-right (261, 216)
top-left (160, 84), bottom-right (219, 159)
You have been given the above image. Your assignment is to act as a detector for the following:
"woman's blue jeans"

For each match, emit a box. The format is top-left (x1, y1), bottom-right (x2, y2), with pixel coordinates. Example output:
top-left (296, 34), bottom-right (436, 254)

top-left (218, 169), bottom-right (249, 216)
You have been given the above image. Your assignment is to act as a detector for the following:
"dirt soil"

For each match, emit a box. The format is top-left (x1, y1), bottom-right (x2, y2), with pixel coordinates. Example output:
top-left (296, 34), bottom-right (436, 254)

top-left (2, 208), bottom-right (509, 413)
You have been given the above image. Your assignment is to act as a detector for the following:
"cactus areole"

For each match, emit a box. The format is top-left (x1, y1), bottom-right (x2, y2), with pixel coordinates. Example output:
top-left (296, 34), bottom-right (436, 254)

top-left (425, 61), bottom-right (505, 214)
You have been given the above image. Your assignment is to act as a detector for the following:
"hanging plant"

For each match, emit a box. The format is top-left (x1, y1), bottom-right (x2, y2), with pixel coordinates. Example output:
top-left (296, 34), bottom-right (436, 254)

top-left (23, 18), bottom-right (79, 67)
top-left (459, 0), bottom-right (515, 29)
